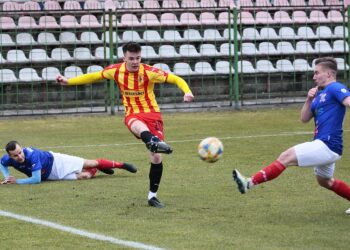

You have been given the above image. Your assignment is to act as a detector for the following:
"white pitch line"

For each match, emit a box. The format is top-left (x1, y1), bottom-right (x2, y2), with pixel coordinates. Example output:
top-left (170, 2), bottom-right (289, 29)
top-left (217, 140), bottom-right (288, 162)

top-left (0, 210), bottom-right (165, 250)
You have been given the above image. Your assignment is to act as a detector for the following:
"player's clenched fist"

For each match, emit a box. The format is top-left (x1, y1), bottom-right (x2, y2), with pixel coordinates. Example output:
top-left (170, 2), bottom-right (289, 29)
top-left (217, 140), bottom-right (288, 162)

top-left (56, 74), bottom-right (68, 85)
top-left (307, 86), bottom-right (318, 100)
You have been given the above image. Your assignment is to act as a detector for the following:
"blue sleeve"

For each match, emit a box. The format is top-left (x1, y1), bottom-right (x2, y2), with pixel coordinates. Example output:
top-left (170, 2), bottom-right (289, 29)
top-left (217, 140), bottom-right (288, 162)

top-left (15, 169), bottom-right (41, 184)
top-left (0, 163), bottom-right (10, 179)
top-left (332, 83), bottom-right (350, 103)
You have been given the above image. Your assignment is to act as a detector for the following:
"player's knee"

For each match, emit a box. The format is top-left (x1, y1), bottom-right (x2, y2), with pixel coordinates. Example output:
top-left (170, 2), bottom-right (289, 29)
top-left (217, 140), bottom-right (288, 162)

top-left (316, 176), bottom-right (333, 189)
top-left (150, 153), bottom-right (162, 164)
top-left (77, 172), bottom-right (92, 180)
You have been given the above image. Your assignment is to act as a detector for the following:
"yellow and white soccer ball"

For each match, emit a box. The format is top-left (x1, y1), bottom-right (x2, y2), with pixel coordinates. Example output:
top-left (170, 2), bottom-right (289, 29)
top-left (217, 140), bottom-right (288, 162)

top-left (198, 137), bottom-right (224, 163)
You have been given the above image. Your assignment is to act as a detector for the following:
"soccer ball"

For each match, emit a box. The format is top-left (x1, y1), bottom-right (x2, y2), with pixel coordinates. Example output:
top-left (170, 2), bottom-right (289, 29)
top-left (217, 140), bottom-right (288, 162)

top-left (198, 137), bottom-right (224, 163)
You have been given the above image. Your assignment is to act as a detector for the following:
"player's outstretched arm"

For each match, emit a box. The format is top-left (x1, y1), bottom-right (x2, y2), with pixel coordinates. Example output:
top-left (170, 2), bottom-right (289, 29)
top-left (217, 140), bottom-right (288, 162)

top-left (166, 74), bottom-right (194, 102)
top-left (11, 170), bottom-right (41, 185)
top-left (57, 72), bottom-right (104, 86)
top-left (0, 163), bottom-right (10, 180)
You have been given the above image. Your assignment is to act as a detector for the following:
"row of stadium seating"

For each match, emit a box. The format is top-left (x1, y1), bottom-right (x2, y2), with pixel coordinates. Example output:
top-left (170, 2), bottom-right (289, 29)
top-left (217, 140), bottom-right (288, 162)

top-left (1, 39), bottom-right (347, 64)
top-left (0, 57), bottom-right (348, 83)
top-left (0, 0), bottom-right (236, 11)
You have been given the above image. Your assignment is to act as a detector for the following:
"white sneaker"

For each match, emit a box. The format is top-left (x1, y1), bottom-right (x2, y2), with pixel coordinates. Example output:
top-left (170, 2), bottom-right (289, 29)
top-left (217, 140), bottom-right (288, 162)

top-left (232, 169), bottom-right (250, 194)
top-left (345, 208), bottom-right (350, 214)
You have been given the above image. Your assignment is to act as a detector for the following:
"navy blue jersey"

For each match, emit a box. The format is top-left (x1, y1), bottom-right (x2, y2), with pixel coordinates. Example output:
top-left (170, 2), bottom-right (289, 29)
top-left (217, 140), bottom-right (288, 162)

top-left (311, 82), bottom-right (350, 155)
top-left (0, 147), bottom-right (53, 180)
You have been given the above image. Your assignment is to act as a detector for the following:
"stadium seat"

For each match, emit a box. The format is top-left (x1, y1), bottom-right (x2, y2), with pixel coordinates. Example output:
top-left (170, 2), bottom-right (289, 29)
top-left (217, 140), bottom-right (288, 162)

top-left (22, 1), bottom-right (41, 10)
top-left (180, 12), bottom-right (201, 26)
top-left (242, 27), bottom-right (261, 40)
top-left (260, 27), bottom-right (279, 40)
top-left (122, 30), bottom-right (142, 42)
top-left (203, 29), bottom-right (224, 41)
top-left (293, 59), bottom-right (312, 72)
top-left (64, 66), bottom-right (83, 78)
top-left (163, 30), bottom-right (184, 42)
top-left (327, 10), bottom-right (343, 23)
top-left (44, 0), bottom-right (61, 10)
top-left (314, 40), bottom-right (333, 53)
top-left (84, 0), bottom-right (101, 10)
top-left (223, 28), bottom-right (241, 40)
top-left (60, 15), bottom-right (80, 28)
top-left (241, 43), bottom-right (258, 56)
top-left (122, 0), bottom-right (142, 8)
top-left (7, 49), bottom-right (29, 63)
top-left (218, 12), bottom-right (234, 25)
top-left (143, 0), bottom-right (161, 8)
top-left (51, 48), bottom-right (73, 61)
top-left (199, 12), bottom-right (218, 25)
top-left (181, 0), bottom-right (200, 8)
top-left (143, 30), bottom-right (162, 42)
top-left (153, 63), bottom-right (172, 72)
top-left (141, 13), bottom-right (161, 26)
top-left (42, 67), bottom-right (60, 81)
top-left (256, 60), bottom-right (278, 73)
top-left (215, 61), bottom-right (234, 74)
top-left (200, 0), bottom-right (217, 7)
top-left (0, 53), bottom-right (6, 64)
top-left (101, 14), bottom-right (118, 27)
top-left (200, 44), bottom-right (221, 57)
top-left (220, 43), bottom-right (235, 56)
top-left (102, 31), bottom-right (120, 43)
top-left (160, 13), bottom-right (181, 26)
top-left (104, 0), bottom-right (118, 10)
top-left (335, 57), bottom-right (349, 70)
top-left (273, 0), bottom-right (290, 6)
top-left (73, 47), bottom-right (95, 60)
top-left (195, 61), bottom-right (216, 74)
top-left (95, 46), bottom-right (114, 59)
top-left (258, 42), bottom-right (278, 55)
top-left (308, 0), bottom-right (324, 5)
top-left (29, 49), bottom-right (51, 62)
top-left (239, 11), bottom-right (255, 25)
top-left (0, 69), bottom-right (18, 83)
top-left (162, 0), bottom-right (180, 8)
top-left (3, 2), bottom-right (21, 11)
top-left (255, 11), bottom-right (275, 25)
top-left (276, 59), bottom-right (295, 72)
top-left (279, 27), bottom-right (299, 40)
top-left (59, 31), bottom-right (80, 44)
top-left (290, 0), bottom-right (306, 6)
top-left (19, 68), bottom-right (42, 82)
top-left (0, 17), bottom-right (16, 29)
top-left (39, 16), bottom-right (60, 29)
top-left (63, 0), bottom-right (82, 10)
top-left (87, 65), bottom-right (104, 73)
top-left (316, 26), bottom-right (333, 39)
top-left (141, 46), bottom-right (159, 59)
top-left (159, 45), bottom-right (180, 58)
top-left (173, 62), bottom-right (196, 76)
top-left (325, 0), bottom-right (342, 4)
top-left (276, 41), bottom-right (295, 55)
top-left (0, 34), bottom-right (15, 46)
top-left (240, 0), bottom-right (254, 6)
top-left (18, 16), bottom-right (39, 29)
top-left (81, 31), bottom-right (101, 44)
top-left (333, 40), bottom-right (349, 53)
top-left (256, 0), bottom-right (272, 6)
top-left (219, 0), bottom-right (236, 8)
top-left (309, 10), bottom-right (328, 23)
top-left (238, 60), bottom-right (256, 73)
top-left (297, 26), bottom-right (317, 39)
top-left (295, 41), bottom-right (315, 54)
top-left (183, 29), bottom-right (202, 41)
top-left (333, 26), bottom-right (348, 38)
top-left (80, 14), bottom-right (102, 28)
top-left (120, 14), bottom-right (142, 27)
top-left (37, 32), bottom-right (58, 45)
top-left (274, 11), bottom-right (293, 24)
top-left (292, 11), bottom-right (309, 23)
top-left (179, 44), bottom-right (200, 57)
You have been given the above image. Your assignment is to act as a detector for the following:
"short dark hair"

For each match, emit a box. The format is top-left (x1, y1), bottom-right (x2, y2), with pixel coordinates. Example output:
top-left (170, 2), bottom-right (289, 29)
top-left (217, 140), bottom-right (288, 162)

top-left (5, 140), bottom-right (19, 154)
top-left (122, 42), bottom-right (141, 54)
top-left (315, 57), bottom-right (337, 73)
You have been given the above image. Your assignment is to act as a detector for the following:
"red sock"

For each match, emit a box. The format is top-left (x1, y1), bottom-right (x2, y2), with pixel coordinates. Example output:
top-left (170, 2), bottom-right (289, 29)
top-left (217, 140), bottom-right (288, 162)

top-left (96, 159), bottom-right (123, 169)
top-left (331, 179), bottom-right (350, 201)
top-left (251, 160), bottom-right (286, 185)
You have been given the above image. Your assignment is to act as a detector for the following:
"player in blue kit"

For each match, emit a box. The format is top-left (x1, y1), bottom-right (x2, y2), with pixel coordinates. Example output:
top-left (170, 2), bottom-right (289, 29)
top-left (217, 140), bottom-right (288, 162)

top-left (232, 57), bottom-right (350, 213)
top-left (0, 141), bottom-right (137, 184)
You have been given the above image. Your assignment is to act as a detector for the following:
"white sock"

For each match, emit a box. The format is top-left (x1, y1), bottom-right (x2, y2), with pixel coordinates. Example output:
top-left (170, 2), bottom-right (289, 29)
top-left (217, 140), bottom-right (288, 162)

top-left (148, 191), bottom-right (157, 200)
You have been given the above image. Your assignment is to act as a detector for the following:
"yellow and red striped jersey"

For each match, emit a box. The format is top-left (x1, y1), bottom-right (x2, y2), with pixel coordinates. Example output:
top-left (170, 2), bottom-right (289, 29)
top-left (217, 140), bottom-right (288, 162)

top-left (102, 63), bottom-right (168, 116)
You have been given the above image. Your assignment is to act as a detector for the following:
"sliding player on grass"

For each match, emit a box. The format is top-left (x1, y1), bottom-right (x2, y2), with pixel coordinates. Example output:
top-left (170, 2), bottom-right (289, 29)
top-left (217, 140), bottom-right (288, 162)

top-left (0, 140), bottom-right (137, 184)
top-left (233, 57), bottom-right (350, 214)
top-left (56, 42), bottom-right (194, 208)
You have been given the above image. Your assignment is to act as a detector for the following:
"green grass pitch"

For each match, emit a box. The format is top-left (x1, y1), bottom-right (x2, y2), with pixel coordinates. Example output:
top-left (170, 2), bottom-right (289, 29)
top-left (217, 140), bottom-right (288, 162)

top-left (0, 106), bottom-right (349, 249)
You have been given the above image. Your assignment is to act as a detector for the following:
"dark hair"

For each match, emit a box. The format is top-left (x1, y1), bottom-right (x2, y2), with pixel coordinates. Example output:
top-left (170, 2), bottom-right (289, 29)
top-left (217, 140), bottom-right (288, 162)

top-left (315, 57), bottom-right (337, 73)
top-left (5, 140), bottom-right (19, 154)
top-left (122, 42), bottom-right (141, 54)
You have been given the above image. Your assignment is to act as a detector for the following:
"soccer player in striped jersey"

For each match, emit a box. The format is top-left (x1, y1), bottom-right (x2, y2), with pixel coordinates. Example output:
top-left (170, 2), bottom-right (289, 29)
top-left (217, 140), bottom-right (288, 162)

top-left (233, 57), bottom-right (350, 214)
top-left (56, 42), bottom-right (194, 208)
top-left (0, 140), bottom-right (137, 184)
